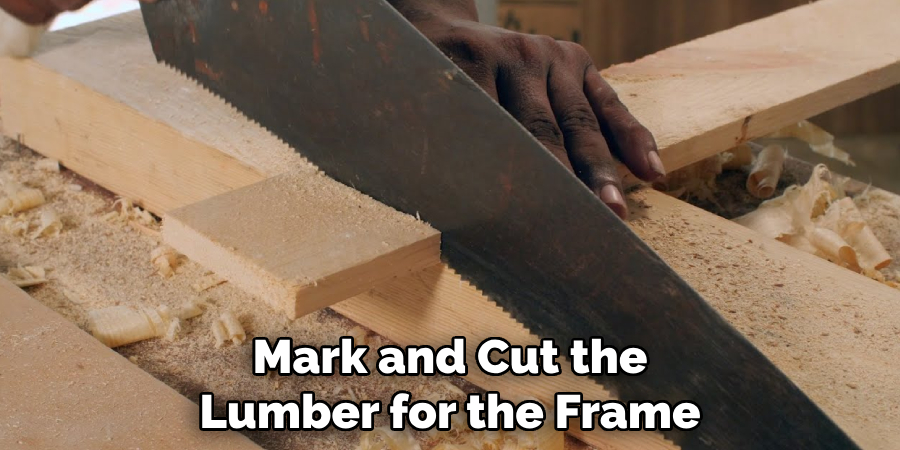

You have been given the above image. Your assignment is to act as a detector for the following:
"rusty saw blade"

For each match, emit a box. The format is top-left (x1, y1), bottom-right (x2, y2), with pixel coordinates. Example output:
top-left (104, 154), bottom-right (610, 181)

top-left (140, 2), bottom-right (858, 448)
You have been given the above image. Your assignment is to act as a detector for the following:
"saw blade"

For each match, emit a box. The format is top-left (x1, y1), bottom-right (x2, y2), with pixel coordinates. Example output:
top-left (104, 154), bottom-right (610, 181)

top-left (140, 1), bottom-right (859, 448)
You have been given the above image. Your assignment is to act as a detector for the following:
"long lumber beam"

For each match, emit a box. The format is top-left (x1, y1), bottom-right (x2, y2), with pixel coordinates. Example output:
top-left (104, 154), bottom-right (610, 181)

top-left (0, 278), bottom-right (265, 450)
top-left (1, 2), bottom-right (899, 449)
top-left (605, 0), bottom-right (900, 173)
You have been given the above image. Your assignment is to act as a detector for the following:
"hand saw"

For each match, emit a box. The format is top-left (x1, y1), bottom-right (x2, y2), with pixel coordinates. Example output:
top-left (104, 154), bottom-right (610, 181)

top-left (140, 2), bottom-right (858, 448)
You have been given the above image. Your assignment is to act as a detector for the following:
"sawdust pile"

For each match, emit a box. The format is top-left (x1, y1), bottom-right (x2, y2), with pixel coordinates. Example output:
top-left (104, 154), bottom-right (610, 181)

top-left (0, 139), bottom-right (575, 450)
top-left (626, 189), bottom-right (900, 450)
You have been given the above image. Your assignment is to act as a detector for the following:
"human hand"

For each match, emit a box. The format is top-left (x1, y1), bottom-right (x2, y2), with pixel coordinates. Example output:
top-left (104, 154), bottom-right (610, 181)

top-left (0, 0), bottom-right (156, 25)
top-left (390, 1), bottom-right (665, 218)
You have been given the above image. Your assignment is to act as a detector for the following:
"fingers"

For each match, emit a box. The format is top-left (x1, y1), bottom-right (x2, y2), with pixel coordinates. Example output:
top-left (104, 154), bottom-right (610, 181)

top-left (584, 69), bottom-right (665, 182)
top-left (457, 61), bottom-right (498, 102)
top-left (496, 66), bottom-right (572, 171)
top-left (548, 47), bottom-right (627, 219)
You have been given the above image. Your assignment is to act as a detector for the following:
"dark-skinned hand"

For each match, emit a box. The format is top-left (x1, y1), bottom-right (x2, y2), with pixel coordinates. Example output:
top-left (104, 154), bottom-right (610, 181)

top-left (0, 0), bottom-right (155, 25)
top-left (389, 0), bottom-right (666, 218)
top-left (2, 0), bottom-right (664, 218)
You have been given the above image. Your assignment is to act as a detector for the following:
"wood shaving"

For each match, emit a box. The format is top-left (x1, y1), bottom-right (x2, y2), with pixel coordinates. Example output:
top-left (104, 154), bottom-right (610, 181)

top-left (821, 199), bottom-right (892, 272)
top-left (768, 120), bottom-right (856, 166)
top-left (4, 265), bottom-right (49, 288)
top-left (1, 215), bottom-right (29, 236)
top-left (33, 158), bottom-right (60, 173)
top-left (104, 197), bottom-right (157, 227)
top-left (164, 318), bottom-right (183, 341)
top-left (653, 153), bottom-right (725, 203)
top-left (88, 299), bottom-right (207, 348)
top-left (747, 144), bottom-right (786, 199)
top-left (734, 164), bottom-right (835, 238)
top-left (210, 319), bottom-right (229, 348)
top-left (151, 245), bottom-right (181, 278)
top-left (168, 298), bottom-right (208, 320)
top-left (211, 310), bottom-right (246, 347)
top-left (191, 272), bottom-right (227, 292)
top-left (0, 185), bottom-right (45, 215)
top-left (808, 227), bottom-right (858, 268)
top-left (721, 143), bottom-right (754, 171)
top-left (88, 305), bottom-right (168, 348)
top-left (30, 208), bottom-right (63, 239)
top-left (735, 164), bottom-right (892, 281)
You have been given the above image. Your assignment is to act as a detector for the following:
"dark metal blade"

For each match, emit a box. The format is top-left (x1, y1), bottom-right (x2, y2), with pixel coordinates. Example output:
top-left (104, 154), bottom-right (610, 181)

top-left (140, 2), bottom-right (858, 449)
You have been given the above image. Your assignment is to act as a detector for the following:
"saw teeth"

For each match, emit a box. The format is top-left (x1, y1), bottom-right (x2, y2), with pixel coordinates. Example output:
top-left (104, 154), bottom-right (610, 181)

top-left (157, 59), bottom-right (303, 165)
top-left (155, 59), bottom-right (673, 449)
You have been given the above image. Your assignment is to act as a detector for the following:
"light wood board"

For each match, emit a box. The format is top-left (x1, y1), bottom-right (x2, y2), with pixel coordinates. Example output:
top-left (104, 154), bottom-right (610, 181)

top-left (164, 172), bottom-right (440, 319)
top-left (2, 3), bottom-right (900, 449)
top-left (0, 12), bottom-right (439, 314)
top-left (603, 0), bottom-right (900, 174)
top-left (0, 277), bottom-right (264, 450)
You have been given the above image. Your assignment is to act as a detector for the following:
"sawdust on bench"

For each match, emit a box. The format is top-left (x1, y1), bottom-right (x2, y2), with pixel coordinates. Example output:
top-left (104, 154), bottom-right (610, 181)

top-left (626, 189), bottom-right (899, 450)
top-left (0, 139), bottom-right (560, 450)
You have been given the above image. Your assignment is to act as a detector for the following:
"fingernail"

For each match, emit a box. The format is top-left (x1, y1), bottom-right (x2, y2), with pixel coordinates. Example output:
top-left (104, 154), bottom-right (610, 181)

top-left (599, 185), bottom-right (628, 219)
top-left (648, 151), bottom-right (667, 179)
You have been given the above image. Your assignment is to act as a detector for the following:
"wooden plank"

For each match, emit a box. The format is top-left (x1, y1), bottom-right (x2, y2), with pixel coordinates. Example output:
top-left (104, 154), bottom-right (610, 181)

top-left (604, 0), bottom-right (900, 175)
top-left (1, 4), bottom-right (899, 449)
top-left (164, 172), bottom-right (440, 319)
top-left (0, 18), bottom-right (267, 213)
top-left (0, 13), bottom-right (438, 314)
top-left (332, 188), bottom-right (900, 450)
top-left (0, 277), bottom-right (264, 450)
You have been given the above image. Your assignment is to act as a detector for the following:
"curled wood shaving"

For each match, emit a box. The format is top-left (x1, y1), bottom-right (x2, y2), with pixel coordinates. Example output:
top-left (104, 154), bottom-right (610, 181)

top-left (211, 320), bottom-right (229, 348)
top-left (191, 272), bottom-right (227, 293)
top-left (88, 306), bottom-right (167, 348)
top-left (735, 164), bottom-right (891, 279)
top-left (169, 298), bottom-right (208, 320)
top-left (88, 299), bottom-right (207, 348)
top-left (151, 245), bottom-right (182, 278)
top-left (768, 120), bottom-right (855, 166)
top-left (31, 208), bottom-right (63, 239)
top-left (821, 198), bottom-right (892, 272)
top-left (1, 215), bottom-right (29, 236)
top-left (653, 153), bottom-right (725, 203)
top-left (808, 227), bottom-right (857, 267)
top-left (1, 209), bottom-right (63, 239)
top-left (164, 319), bottom-right (183, 342)
top-left (0, 186), bottom-right (45, 216)
top-left (211, 310), bottom-right (246, 348)
top-left (721, 143), bottom-right (754, 171)
top-left (104, 198), bottom-right (157, 226)
top-left (747, 144), bottom-right (786, 199)
top-left (33, 158), bottom-right (60, 173)
top-left (735, 164), bottom-right (835, 239)
top-left (4, 265), bottom-right (48, 288)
